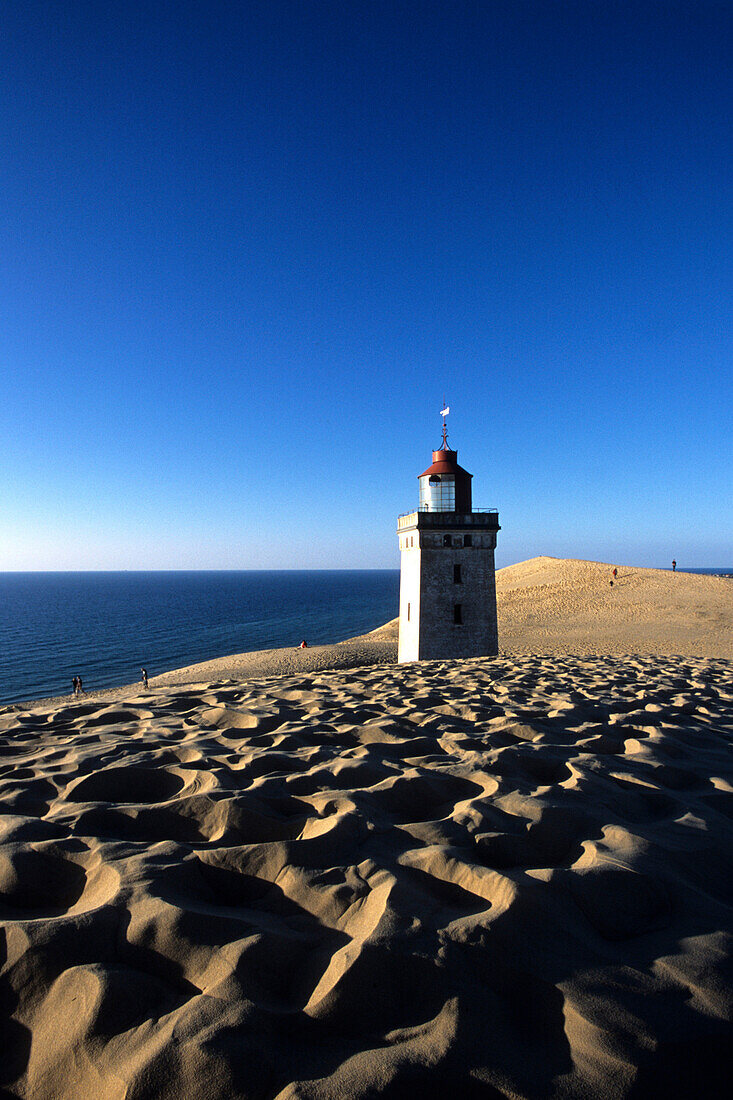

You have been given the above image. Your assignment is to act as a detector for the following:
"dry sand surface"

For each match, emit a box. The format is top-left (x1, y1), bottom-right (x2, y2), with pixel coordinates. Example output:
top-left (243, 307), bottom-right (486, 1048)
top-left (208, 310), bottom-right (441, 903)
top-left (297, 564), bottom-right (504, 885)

top-left (2, 558), bottom-right (732, 1097)
top-left (1, 652), bottom-right (732, 1098)
top-left (496, 557), bottom-right (733, 658)
top-left (150, 621), bottom-right (401, 691)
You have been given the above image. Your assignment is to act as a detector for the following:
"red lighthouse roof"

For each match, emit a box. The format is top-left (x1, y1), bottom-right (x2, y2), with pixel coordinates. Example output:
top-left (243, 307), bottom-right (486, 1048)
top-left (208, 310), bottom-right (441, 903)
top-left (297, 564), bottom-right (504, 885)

top-left (418, 448), bottom-right (473, 480)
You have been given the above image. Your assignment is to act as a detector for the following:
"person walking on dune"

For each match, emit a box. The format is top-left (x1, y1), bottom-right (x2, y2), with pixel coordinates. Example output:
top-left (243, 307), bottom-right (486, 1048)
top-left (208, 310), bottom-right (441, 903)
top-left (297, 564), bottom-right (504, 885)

top-left (672, 559), bottom-right (677, 572)
top-left (141, 668), bottom-right (148, 688)
top-left (72, 676), bottom-right (79, 697)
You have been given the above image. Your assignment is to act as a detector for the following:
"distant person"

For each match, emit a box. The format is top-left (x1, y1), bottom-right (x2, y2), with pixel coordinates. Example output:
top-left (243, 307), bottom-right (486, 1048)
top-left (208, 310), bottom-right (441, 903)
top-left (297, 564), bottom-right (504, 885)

top-left (299, 640), bottom-right (308, 649)
top-left (612, 567), bottom-right (618, 579)
top-left (77, 676), bottom-right (84, 695)
top-left (141, 668), bottom-right (148, 688)
top-left (72, 676), bottom-right (79, 697)
top-left (672, 559), bottom-right (677, 572)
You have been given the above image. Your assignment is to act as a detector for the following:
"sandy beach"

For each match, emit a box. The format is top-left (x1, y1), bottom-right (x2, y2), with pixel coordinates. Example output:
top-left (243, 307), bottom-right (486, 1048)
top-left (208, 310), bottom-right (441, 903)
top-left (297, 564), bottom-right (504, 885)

top-left (1, 559), bottom-right (731, 1097)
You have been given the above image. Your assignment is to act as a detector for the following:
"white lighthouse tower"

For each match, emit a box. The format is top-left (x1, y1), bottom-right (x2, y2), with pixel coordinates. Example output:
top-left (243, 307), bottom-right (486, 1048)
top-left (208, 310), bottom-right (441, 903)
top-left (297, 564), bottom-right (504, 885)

top-left (397, 409), bottom-right (500, 663)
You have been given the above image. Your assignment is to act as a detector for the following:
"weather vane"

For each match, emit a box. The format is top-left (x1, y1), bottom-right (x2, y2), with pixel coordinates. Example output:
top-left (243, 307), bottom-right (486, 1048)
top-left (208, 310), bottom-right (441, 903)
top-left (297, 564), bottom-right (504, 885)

top-left (440, 400), bottom-right (450, 449)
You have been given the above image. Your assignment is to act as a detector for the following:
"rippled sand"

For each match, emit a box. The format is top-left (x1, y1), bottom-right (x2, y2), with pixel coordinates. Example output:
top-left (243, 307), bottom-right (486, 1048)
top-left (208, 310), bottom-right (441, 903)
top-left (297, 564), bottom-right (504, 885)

top-left (1, 651), bottom-right (731, 1098)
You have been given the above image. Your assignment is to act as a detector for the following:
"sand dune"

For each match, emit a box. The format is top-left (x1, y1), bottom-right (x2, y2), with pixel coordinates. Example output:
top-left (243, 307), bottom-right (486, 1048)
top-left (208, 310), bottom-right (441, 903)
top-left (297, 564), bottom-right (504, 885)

top-left (150, 620), bottom-right (400, 691)
top-left (2, 558), bottom-right (732, 1096)
top-left (496, 557), bottom-right (733, 657)
top-left (1, 649), bottom-right (732, 1098)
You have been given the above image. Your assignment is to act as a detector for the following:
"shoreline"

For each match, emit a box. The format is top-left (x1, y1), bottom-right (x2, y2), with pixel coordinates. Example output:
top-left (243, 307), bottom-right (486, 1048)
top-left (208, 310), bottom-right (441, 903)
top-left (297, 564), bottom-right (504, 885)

top-left (3, 619), bottom-right (401, 712)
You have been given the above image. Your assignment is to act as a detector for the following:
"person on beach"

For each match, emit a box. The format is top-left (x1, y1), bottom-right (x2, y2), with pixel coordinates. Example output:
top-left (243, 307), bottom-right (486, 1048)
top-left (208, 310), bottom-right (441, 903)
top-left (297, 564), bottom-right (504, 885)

top-left (299, 640), bottom-right (308, 649)
top-left (141, 668), bottom-right (148, 688)
top-left (72, 676), bottom-right (79, 697)
top-left (77, 676), bottom-right (84, 695)
top-left (672, 559), bottom-right (677, 572)
top-left (612, 567), bottom-right (617, 579)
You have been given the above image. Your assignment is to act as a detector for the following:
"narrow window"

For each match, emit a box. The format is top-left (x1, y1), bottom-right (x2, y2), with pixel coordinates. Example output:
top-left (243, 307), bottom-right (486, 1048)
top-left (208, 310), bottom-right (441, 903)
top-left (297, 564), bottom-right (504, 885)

top-left (443, 534), bottom-right (451, 547)
top-left (407, 602), bottom-right (410, 621)
top-left (464, 534), bottom-right (472, 547)
top-left (454, 564), bottom-right (462, 584)
top-left (453, 603), bottom-right (463, 624)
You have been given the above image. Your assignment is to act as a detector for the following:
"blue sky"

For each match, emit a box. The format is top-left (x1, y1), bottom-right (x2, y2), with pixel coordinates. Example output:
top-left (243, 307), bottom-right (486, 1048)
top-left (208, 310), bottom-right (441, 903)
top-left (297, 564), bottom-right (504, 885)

top-left (1, 1), bottom-right (730, 570)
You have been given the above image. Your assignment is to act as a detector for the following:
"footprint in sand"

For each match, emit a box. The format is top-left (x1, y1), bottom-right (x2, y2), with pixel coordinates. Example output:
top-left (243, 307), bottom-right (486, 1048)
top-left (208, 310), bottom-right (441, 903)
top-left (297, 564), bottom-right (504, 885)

top-left (0, 846), bottom-right (118, 919)
top-left (66, 766), bottom-right (186, 804)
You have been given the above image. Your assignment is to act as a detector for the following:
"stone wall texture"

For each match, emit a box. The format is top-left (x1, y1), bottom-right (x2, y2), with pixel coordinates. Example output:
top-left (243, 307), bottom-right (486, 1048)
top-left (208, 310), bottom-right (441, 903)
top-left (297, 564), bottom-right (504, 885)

top-left (398, 526), bottom-right (499, 662)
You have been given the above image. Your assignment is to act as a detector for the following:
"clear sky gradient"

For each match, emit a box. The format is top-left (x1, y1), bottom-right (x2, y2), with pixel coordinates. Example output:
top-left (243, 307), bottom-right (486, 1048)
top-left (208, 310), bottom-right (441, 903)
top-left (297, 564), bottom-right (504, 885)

top-left (2, 2), bottom-right (730, 570)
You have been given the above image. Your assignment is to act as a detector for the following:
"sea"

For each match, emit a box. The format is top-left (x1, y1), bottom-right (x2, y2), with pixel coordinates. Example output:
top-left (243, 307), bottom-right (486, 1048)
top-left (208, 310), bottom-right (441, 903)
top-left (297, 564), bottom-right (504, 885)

top-left (0, 570), bottom-right (400, 706)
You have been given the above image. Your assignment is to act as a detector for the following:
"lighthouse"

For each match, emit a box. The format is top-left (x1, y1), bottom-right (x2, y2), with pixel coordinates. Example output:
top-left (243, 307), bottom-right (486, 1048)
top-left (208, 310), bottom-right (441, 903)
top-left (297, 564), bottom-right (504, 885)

top-left (397, 409), bottom-right (500, 662)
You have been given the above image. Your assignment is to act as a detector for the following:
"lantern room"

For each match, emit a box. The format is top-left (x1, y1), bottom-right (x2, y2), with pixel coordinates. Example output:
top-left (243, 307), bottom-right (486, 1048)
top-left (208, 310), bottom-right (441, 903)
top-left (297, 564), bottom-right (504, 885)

top-left (417, 448), bottom-right (473, 512)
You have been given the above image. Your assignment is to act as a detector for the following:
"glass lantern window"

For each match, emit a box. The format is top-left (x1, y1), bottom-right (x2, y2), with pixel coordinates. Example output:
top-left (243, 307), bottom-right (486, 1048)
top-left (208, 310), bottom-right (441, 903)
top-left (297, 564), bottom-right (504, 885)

top-left (419, 475), bottom-right (456, 512)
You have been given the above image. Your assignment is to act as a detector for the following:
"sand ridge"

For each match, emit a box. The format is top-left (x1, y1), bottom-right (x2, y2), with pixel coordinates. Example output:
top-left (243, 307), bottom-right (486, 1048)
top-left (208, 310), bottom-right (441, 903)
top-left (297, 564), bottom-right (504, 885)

top-left (496, 557), bottom-right (733, 657)
top-left (1, 652), bottom-right (732, 1097)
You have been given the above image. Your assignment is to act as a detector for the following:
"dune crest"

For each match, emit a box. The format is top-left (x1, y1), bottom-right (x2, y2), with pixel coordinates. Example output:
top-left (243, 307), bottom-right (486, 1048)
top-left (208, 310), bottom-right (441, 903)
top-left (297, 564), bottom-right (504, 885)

top-left (496, 556), bottom-right (732, 657)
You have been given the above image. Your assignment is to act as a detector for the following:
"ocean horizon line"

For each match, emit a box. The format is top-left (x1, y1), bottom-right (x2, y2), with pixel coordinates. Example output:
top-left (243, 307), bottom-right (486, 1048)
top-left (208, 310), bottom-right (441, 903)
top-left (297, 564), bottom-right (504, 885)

top-left (0, 566), bottom-right (400, 575)
top-left (1, 564), bottom-right (730, 575)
